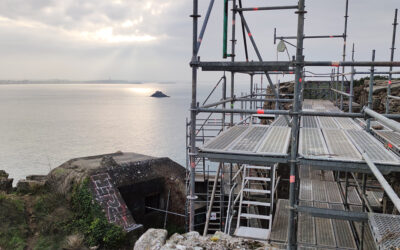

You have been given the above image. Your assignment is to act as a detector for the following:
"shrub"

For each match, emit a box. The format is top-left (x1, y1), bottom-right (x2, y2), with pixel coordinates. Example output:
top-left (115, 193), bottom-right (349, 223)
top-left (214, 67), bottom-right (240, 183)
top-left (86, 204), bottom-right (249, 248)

top-left (70, 178), bottom-right (127, 248)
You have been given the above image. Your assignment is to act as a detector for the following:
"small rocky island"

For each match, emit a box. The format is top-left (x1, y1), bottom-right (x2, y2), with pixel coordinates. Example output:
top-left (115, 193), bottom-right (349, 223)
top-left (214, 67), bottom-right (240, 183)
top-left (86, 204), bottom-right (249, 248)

top-left (150, 90), bottom-right (169, 98)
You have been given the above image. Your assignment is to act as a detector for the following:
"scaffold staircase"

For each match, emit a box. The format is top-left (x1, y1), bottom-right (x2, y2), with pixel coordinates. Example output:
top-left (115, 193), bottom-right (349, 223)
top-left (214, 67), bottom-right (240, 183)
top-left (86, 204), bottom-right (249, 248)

top-left (234, 165), bottom-right (275, 241)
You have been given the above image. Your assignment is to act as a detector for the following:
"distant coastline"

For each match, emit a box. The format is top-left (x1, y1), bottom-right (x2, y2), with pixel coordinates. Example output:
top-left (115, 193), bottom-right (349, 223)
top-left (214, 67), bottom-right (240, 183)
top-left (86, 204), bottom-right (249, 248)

top-left (0, 80), bottom-right (176, 85)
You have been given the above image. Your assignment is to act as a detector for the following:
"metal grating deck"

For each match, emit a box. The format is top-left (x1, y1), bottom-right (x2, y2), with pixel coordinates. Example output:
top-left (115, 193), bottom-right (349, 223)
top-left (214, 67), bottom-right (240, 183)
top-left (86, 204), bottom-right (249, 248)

top-left (346, 129), bottom-right (400, 165)
top-left (376, 130), bottom-right (400, 149)
top-left (318, 116), bottom-right (340, 129)
top-left (299, 128), bottom-right (329, 158)
top-left (329, 204), bottom-right (357, 249)
top-left (202, 125), bottom-right (248, 150)
top-left (200, 125), bottom-right (291, 157)
top-left (230, 126), bottom-right (269, 152)
top-left (257, 126), bottom-right (291, 155)
top-left (271, 199), bottom-right (289, 242)
top-left (314, 202), bottom-right (336, 247)
top-left (271, 115), bottom-right (290, 127)
top-left (369, 213), bottom-right (400, 249)
top-left (322, 129), bottom-right (362, 161)
top-left (301, 116), bottom-right (319, 128)
top-left (298, 201), bottom-right (315, 245)
top-left (334, 117), bottom-right (362, 130)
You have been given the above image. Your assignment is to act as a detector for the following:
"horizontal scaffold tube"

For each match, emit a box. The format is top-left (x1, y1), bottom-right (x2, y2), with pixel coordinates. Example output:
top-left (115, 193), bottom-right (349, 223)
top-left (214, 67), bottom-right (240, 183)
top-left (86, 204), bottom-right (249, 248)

top-left (235, 5), bottom-right (298, 11)
top-left (296, 206), bottom-right (368, 222)
top-left (364, 107), bottom-right (400, 133)
top-left (196, 108), bottom-right (365, 118)
top-left (330, 88), bottom-right (352, 97)
top-left (200, 97), bottom-right (293, 109)
top-left (195, 61), bottom-right (400, 72)
top-left (276, 35), bottom-right (345, 40)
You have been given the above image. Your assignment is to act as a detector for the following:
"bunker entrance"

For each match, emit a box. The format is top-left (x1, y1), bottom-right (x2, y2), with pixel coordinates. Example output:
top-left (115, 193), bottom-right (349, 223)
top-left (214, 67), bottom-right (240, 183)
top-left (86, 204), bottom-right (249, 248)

top-left (118, 177), bottom-right (165, 230)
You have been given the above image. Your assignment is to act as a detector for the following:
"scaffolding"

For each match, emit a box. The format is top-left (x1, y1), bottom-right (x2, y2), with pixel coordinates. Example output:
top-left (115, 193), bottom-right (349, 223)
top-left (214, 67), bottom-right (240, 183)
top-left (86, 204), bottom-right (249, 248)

top-left (187, 1), bottom-right (400, 249)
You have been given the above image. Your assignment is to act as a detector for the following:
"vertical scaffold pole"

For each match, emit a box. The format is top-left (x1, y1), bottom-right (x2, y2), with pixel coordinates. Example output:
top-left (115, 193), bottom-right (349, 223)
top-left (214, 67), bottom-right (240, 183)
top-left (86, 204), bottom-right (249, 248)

top-left (222, 73), bottom-right (227, 128)
top-left (288, 0), bottom-right (306, 248)
top-left (189, 0), bottom-right (199, 232)
top-left (366, 50), bottom-right (376, 132)
top-left (349, 43), bottom-right (355, 113)
top-left (250, 74), bottom-right (254, 110)
top-left (386, 8), bottom-right (398, 114)
top-left (340, 0), bottom-right (349, 110)
top-left (230, 0), bottom-right (237, 126)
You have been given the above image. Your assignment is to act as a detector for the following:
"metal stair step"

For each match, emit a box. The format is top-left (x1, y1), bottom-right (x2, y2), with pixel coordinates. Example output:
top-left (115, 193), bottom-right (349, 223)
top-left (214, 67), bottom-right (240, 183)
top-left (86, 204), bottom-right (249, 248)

top-left (246, 166), bottom-right (271, 170)
top-left (242, 200), bottom-right (271, 207)
top-left (243, 188), bottom-right (271, 194)
top-left (240, 213), bottom-right (271, 220)
top-left (234, 226), bottom-right (270, 241)
top-left (245, 177), bottom-right (271, 182)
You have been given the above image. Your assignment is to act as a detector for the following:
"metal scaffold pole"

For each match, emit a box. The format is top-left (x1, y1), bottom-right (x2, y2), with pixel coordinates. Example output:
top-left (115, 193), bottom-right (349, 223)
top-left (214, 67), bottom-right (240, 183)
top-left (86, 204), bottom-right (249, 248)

top-left (230, 0), bottom-right (237, 126)
top-left (386, 8), bottom-right (398, 114)
top-left (288, 0), bottom-right (306, 248)
top-left (340, 0), bottom-right (349, 110)
top-left (189, 0), bottom-right (199, 232)
top-left (349, 43), bottom-right (355, 113)
top-left (366, 50), bottom-right (375, 132)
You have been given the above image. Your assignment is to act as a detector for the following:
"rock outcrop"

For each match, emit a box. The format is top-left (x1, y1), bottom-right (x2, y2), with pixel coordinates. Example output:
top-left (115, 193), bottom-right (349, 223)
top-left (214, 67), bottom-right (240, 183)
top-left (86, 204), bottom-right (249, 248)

top-left (134, 229), bottom-right (283, 250)
top-left (0, 170), bottom-right (13, 193)
top-left (134, 228), bottom-right (168, 250)
top-left (151, 91), bottom-right (169, 98)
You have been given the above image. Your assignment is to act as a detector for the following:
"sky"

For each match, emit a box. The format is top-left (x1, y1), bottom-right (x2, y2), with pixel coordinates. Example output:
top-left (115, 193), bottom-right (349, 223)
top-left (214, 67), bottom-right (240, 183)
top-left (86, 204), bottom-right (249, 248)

top-left (0, 0), bottom-right (398, 82)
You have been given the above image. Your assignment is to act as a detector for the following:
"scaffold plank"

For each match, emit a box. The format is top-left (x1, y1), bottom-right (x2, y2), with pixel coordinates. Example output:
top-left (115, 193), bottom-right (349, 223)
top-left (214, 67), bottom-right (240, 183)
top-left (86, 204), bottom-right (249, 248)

top-left (299, 179), bottom-right (313, 201)
top-left (342, 184), bottom-right (362, 206)
top-left (271, 199), bottom-right (289, 242)
top-left (202, 125), bottom-right (248, 151)
top-left (312, 180), bottom-right (327, 202)
top-left (230, 126), bottom-right (270, 152)
top-left (375, 130), bottom-right (400, 149)
top-left (346, 129), bottom-right (400, 165)
top-left (271, 115), bottom-right (290, 127)
top-left (334, 117), bottom-right (362, 130)
top-left (299, 165), bottom-right (311, 179)
top-left (318, 116), bottom-right (340, 129)
top-left (322, 129), bottom-right (362, 161)
top-left (314, 202), bottom-right (336, 247)
top-left (298, 201), bottom-right (316, 245)
top-left (325, 182), bottom-right (343, 204)
top-left (301, 116), bottom-right (319, 128)
top-left (330, 204), bottom-right (357, 249)
top-left (299, 128), bottom-right (329, 158)
top-left (257, 126), bottom-right (291, 155)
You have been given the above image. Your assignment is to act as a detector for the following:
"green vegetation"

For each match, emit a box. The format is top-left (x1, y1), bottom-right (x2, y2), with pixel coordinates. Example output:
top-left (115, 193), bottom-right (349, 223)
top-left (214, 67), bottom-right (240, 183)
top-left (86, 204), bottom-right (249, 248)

top-left (0, 193), bottom-right (28, 250)
top-left (70, 178), bottom-right (128, 248)
top-left (0, 179), bottom-right (130, 250)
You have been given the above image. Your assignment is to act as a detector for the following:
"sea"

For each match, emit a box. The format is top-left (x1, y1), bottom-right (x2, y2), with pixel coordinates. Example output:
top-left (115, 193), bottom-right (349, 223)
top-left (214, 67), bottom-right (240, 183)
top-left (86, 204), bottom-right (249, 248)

top-left (0, 81), bottom-right (251, 182)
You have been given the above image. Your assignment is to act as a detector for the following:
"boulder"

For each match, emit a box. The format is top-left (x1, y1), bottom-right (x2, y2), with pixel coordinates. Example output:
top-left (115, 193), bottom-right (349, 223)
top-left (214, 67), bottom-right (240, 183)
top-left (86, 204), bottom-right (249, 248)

top-left (134, 228), bottom-right (168, 250)
top-left (16, 179), bottom-right (45, 193)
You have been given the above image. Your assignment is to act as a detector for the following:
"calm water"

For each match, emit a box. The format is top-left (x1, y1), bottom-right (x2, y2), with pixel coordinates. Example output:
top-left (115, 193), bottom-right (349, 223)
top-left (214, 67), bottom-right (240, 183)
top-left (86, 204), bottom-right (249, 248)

top-left (0, 83), bottom-right (195, 182)
top-left (0, 81), bottom-right (252, 182)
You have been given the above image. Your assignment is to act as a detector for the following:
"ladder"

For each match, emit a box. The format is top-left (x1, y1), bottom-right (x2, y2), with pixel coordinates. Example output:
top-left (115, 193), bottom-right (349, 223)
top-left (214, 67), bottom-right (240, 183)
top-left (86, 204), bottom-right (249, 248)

top-left (234, 164), bottom-right (275, 241)
top-left (206, 174), bottom-right (224, 233)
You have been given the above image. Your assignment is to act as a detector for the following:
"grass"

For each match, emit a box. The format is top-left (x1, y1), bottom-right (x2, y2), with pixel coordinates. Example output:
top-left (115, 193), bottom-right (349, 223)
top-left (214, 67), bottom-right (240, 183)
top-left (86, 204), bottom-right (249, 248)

top-left (0, 193), bottom-right (28, 250)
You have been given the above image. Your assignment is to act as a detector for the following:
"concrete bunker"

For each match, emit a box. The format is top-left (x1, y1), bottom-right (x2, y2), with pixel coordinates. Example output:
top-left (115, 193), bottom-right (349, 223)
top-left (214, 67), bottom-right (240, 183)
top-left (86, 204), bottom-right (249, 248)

top-left (48, 152), bottom-right (186, 233)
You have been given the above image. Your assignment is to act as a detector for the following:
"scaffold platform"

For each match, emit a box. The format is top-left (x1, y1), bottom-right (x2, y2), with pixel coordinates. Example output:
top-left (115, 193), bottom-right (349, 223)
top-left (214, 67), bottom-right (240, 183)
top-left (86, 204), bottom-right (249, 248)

top-left (199, 100), bottom-right (400, 171)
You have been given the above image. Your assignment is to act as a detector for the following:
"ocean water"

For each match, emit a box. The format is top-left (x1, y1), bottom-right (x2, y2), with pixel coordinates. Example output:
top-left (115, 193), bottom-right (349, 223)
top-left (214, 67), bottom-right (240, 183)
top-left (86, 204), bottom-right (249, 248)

top-left (0, 83), bottom-right (193, 182)
top-left (0, 80), bottom-right (252, 182)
